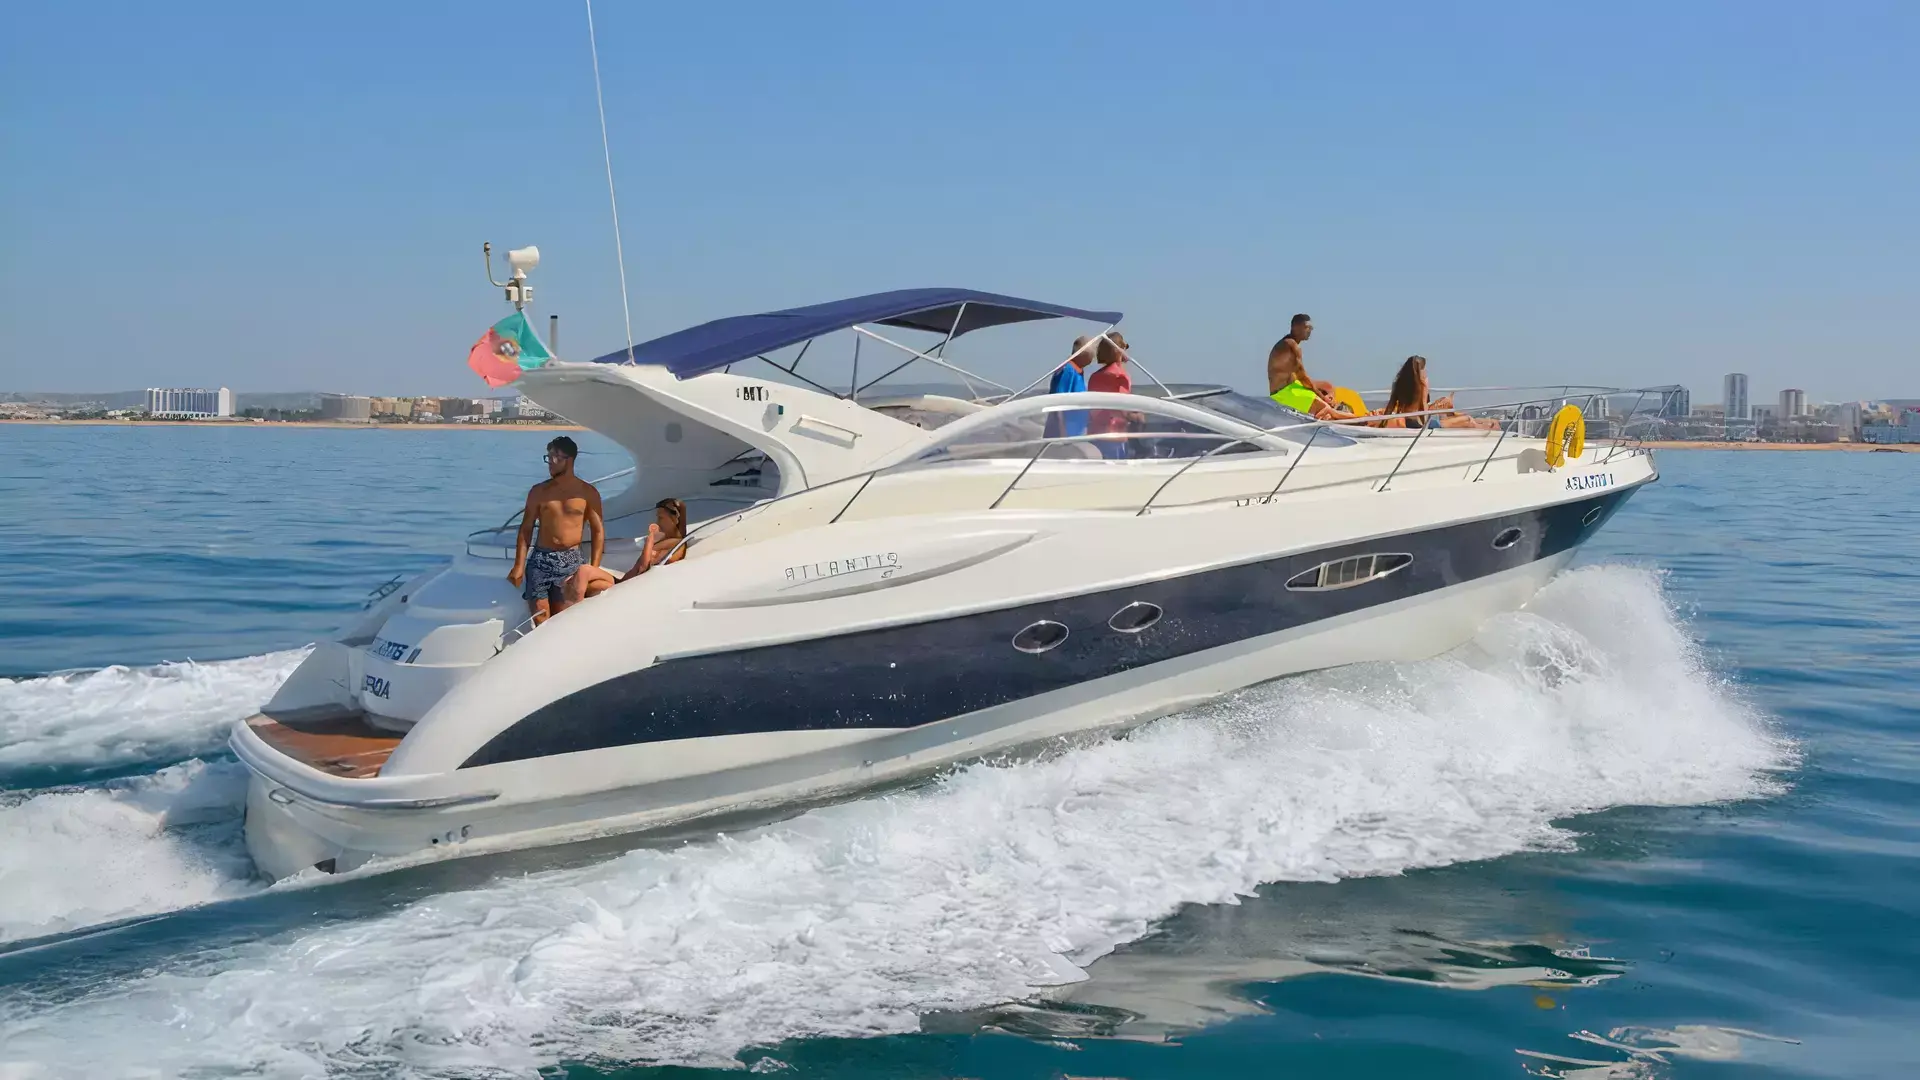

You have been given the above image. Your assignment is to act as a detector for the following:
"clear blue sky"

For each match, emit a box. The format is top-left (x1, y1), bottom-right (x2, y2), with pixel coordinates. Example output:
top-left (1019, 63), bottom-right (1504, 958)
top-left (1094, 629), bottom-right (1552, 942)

top-left (3, 2), bottom-right (1914, 404)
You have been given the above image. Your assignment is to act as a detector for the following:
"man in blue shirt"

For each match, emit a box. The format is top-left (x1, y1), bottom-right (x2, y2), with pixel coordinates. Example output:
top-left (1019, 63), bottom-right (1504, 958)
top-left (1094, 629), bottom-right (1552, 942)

top-left (1043, 335), bottom-right (1097, 440)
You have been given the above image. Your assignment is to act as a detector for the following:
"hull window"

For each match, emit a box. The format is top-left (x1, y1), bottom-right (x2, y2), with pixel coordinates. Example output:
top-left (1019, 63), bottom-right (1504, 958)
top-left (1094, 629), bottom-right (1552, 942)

top-left (1107, 601), bottom-right (1164, 634)
top-left (1012, 620), bottom-right (1070, 654)
top-left (1285, 552), bottom-right (1413, 592)
top-left (1582, 505), bottom-right (1605, 526)
top-left (1492, 526), bottom-right (1524, 550)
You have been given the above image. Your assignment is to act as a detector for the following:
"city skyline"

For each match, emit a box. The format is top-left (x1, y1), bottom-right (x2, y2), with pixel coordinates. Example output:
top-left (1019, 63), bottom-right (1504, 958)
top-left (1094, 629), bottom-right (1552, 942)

top-left (16, 375), bottom-right (1905, 414)
top-left (5, 4), bottom-right (1916, 402)
top-left (5, 373), bottom-right (1911, 412)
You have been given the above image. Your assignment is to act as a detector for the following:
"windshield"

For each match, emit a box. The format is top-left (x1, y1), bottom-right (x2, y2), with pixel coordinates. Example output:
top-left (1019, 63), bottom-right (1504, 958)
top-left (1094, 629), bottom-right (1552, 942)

top-left (1177, 388), bottom-right (1358, 447)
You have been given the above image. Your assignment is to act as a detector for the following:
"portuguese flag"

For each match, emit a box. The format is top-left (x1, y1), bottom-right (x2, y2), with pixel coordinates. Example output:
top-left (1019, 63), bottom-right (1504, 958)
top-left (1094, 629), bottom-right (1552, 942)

top-left (467, 311), bottom-right (554, 388)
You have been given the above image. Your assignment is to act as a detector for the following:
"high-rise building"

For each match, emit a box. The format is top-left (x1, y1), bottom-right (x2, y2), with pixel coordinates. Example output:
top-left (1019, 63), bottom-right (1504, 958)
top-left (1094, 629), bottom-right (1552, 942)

top-left (145, 387), bottom-right (234, 417)
top-left (320, 394), bottom-right (372, 421)
top-left (1723, 373), bottom-right (1750, 420)
top-left (1835, 402), bottom-right (1861, 439)
top-left (1659, 387), bottom-right (1691, 419)
top-left (1779, 388), bottom-right (1806, 417)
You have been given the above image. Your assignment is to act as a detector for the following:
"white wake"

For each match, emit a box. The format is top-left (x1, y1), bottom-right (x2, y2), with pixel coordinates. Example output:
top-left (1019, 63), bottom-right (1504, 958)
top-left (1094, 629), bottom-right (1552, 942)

top-left (0, 567), bottom-right (1792, 1076)
top-left (0, 759), bottom-right (256, 943)
top-left (0, 653), bottom-right (305, 943)
top-left (0, 650), bottom-right (304, 777)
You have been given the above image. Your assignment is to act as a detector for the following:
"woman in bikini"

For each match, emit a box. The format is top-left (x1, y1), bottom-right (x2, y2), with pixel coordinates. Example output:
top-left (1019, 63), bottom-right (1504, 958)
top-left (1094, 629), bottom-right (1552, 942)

top-left (1372, 356), bottom-right (1498, 430)
top-left (563, 497), bottom-right (688, 605)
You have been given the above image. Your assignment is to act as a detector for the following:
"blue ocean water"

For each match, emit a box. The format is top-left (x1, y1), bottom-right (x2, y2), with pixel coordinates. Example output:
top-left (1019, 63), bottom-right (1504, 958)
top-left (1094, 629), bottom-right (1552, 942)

top-left (0, 425), bottom-right (1915, 1078)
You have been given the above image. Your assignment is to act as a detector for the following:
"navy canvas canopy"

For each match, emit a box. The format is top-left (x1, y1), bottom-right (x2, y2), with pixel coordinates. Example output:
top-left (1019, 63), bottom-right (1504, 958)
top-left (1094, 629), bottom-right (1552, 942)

top-left (588, 288), bottom-right (1122, 378)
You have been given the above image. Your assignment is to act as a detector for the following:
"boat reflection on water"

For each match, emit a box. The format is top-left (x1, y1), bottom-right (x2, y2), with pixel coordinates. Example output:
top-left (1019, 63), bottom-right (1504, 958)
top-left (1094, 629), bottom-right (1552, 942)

top-left (924, 866), bottom-right (1801, 1076)
top-left (924, 867), bottom-right (1628, 1044)
top-left (1517, 1025), bottom-right (1802, 1078)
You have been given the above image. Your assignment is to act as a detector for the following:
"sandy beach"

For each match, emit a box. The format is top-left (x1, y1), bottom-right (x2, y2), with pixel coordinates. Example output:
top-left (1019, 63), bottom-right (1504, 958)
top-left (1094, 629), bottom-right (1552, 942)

top-left (0, 418), bottom-right (586, 432)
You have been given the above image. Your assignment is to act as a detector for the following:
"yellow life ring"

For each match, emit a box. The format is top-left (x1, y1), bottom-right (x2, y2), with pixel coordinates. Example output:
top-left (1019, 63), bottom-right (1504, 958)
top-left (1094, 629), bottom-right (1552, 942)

top-left (1331, 385), bottom-right (1369, 417)
top-left (1545, 404), bottom-right (1585, 468)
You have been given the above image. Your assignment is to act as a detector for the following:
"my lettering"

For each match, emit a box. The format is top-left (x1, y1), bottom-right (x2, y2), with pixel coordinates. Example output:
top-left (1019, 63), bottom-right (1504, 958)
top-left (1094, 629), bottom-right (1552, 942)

top-left (1564, 472), bottom-right (1614, 492)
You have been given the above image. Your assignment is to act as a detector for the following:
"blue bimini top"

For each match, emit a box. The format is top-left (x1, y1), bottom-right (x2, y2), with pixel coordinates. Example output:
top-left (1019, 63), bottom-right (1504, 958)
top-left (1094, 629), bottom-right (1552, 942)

top-left (589, 288), bottom-right (1122, 378)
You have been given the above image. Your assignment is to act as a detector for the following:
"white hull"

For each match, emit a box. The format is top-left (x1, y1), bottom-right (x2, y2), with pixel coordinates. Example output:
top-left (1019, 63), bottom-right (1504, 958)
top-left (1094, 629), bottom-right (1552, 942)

top-left (240, 550), bottom-right (1575, 880)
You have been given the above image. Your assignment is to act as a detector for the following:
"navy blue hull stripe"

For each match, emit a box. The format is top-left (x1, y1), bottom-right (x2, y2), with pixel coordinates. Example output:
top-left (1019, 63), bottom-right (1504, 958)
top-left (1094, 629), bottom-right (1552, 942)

top-left (463, 488), bottom-right (1636, 768)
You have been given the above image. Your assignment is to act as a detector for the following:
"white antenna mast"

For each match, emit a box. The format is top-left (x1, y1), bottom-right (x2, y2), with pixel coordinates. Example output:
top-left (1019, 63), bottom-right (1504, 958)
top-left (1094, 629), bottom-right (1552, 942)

top-left (482, 242), bottom-right (541, 311)
top-left (584, 0), bottom-right (637, 364)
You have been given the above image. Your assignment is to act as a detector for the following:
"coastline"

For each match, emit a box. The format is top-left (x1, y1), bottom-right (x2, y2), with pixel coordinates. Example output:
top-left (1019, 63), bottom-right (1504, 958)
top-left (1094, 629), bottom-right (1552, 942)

top-left (1639, 440), bottom-right (1915, 452)
top-left (0, 418), bottom-right (586, 432)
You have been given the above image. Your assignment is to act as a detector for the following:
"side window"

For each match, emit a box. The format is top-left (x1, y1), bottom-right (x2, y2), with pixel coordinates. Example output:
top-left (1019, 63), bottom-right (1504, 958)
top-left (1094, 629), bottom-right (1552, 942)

top-left (1285, 553), bottom-right (1414, 591)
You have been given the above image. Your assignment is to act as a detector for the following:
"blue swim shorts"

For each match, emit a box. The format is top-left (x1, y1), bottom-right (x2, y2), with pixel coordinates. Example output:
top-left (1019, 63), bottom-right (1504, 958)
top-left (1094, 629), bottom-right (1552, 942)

top-left (522, 546), bottom-right (583, 604)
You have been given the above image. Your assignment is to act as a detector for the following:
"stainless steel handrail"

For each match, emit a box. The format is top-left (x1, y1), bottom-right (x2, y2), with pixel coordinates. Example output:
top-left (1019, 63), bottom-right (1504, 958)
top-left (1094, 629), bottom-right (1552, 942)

top-left (1603, 389), bottom-right (1650, 464)
top-left (1264, 423), bottom-right (1324, 500)
top-left (1148, 385), bottom-right (1664, 507)
top-left (829, 469), bottom-right (880, 524)
top-left (1375, 421), bottom-right (1429, 493)
top-left (990, 438), bottom-right (1053, 511)
top-left (645, 385), bottom-right (1666, 562)
top-left (1136, 433), bottom-right (1271, 516)
top-left (1471, 424), bottom-right (1510, 482)
top-left (662, 430), bottom-right (1267, 559)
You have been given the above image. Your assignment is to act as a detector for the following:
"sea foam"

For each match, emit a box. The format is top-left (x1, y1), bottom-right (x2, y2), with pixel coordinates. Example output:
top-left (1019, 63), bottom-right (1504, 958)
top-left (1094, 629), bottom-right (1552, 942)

top-left (0, 650), bottom-right (305, 781)
top-left (0, 759), bottom-right (256, 943)
top-left (0, 566), bottom-right (1792, 1076)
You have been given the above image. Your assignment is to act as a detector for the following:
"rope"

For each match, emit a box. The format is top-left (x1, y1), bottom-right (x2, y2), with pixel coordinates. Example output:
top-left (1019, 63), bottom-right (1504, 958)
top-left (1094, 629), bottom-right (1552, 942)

top-left (584, 0), bottom-right (636, 364)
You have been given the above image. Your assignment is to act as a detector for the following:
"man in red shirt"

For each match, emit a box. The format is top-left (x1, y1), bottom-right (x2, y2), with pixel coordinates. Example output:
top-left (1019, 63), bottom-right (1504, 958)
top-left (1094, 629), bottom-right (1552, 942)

top-left (1087, 332), bottom-right (1144, 458)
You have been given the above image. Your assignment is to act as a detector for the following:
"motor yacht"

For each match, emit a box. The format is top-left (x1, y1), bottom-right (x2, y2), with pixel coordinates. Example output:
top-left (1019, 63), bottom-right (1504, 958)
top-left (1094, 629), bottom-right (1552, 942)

top-left (235, 286), bottom-right (1658, 880)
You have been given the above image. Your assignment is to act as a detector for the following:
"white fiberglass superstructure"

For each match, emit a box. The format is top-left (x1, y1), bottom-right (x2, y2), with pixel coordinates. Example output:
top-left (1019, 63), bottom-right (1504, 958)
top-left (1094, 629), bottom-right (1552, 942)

top-left (235, 286), bottom-right (1657, 880)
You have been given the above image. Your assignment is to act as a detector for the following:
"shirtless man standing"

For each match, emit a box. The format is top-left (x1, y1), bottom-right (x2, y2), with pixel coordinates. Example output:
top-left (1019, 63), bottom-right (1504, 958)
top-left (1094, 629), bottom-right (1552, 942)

top-left (508, 436), bottom-right (604, 626)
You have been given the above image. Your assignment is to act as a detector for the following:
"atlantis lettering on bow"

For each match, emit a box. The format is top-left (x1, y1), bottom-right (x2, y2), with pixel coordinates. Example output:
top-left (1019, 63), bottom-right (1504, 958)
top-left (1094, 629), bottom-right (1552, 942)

top-left (784, 552), bottom-right (901, 585)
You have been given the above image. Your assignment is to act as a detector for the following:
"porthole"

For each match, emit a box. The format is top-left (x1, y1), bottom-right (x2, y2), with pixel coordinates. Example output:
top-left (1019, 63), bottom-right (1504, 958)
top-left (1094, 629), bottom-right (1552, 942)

top-left (1012, 620), bottom-right (1070, 654)
top-left (1108, 601), bottom-right (1163, 634)
top-left (1285, 552), bottom-right (1414, 592)
top-left (1492, 526), bottom-right (1524, 550)
top-left (1582, 505), bottom-right (1605, 526)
